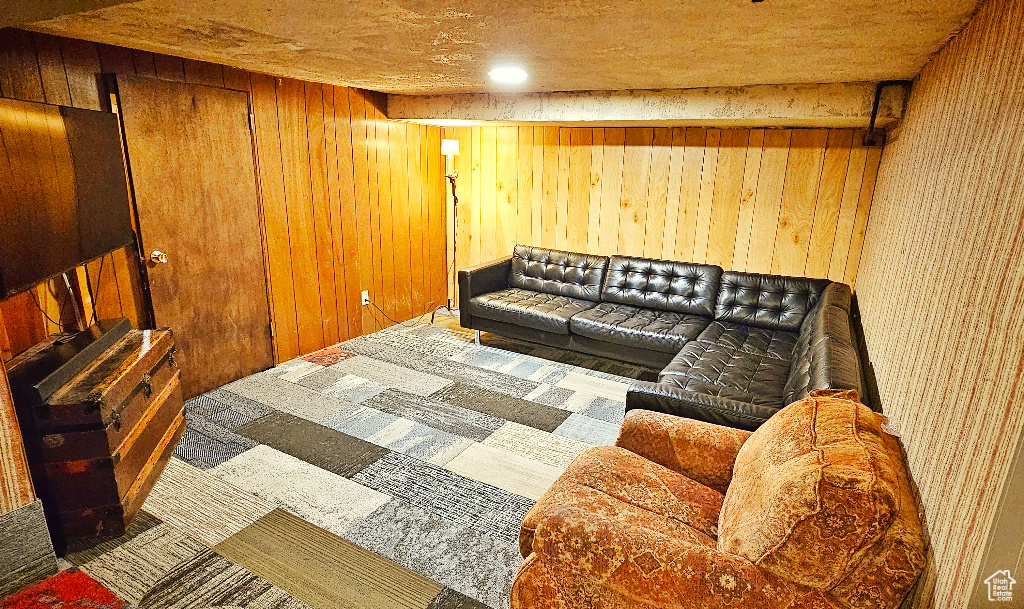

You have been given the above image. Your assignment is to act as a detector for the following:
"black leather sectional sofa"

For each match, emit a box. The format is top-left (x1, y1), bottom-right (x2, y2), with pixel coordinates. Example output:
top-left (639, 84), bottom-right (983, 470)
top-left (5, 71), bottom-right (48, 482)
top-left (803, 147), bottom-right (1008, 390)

top-left (458, 245), bottom-right (865, 430)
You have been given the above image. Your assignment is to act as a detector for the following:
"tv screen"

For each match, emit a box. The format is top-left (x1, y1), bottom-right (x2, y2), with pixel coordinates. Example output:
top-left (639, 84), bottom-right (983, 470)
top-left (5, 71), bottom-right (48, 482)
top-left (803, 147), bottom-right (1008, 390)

top-left (0, 98), bottom-right (135, 300)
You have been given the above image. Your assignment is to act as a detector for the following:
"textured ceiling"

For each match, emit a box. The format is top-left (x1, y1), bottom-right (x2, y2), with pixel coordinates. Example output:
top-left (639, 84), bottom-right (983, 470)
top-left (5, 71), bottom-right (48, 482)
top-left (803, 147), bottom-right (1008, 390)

top-left (30, 0), bottom-right (979, 94)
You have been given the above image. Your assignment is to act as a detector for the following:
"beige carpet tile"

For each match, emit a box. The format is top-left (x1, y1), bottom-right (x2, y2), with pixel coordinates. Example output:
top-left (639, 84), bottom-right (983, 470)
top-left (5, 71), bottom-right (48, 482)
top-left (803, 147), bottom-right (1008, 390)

top-left (214, 509), bottom-right (442, 609)
top-left (209, 446), bottom-right (390, 537)
top-left (554, 370), bottom-right (631, 402)
top-left (443, 443), bottom-right (564, 501)
top-left (480, 421), bottom-right (593, 468)
top-left (142, 458), bottom-right (278, 547)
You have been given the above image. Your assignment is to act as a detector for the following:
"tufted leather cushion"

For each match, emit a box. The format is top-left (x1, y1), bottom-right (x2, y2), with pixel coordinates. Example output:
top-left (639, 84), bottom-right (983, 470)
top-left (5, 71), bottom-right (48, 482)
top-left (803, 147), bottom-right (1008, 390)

top-left (658, 321), bottom-right (799, 408)
top-left (569, 302), bottom-right (712, 354)
top-left (508, 245), bottom-right (610, 302)
top-left (715, 271), bottom-right (830, 332)
top-left (719, 390), bottom-right (925, 603)
top-left (602, 256), bottom-right (722, 316)
top-left (784, 284), bottom-right (862, 404)
top-left (467, 288), bottom-right (597, 335)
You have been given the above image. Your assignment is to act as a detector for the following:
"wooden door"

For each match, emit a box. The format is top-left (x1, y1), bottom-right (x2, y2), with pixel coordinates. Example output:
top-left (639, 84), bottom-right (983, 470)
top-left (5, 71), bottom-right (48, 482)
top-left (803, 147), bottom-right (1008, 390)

top-left (116, 76), bottom-right (273, 399)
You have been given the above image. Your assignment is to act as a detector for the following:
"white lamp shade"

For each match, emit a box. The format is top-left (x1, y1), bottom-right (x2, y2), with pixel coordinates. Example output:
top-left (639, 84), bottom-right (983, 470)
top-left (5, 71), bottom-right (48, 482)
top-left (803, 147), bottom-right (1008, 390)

top-left (441, 139), bottom-right (460, 156)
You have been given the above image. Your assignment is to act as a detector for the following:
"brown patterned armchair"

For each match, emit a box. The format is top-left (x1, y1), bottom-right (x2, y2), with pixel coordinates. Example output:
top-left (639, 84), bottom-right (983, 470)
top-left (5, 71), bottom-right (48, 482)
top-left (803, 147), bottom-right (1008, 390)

top-left (512, 390), bottom-right (926, 609)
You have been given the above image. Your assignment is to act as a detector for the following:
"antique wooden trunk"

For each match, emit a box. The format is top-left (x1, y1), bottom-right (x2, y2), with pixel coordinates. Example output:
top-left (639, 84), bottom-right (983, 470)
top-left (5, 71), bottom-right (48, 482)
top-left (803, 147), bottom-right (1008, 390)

top-left (8, 328), bottom-right (184, 552)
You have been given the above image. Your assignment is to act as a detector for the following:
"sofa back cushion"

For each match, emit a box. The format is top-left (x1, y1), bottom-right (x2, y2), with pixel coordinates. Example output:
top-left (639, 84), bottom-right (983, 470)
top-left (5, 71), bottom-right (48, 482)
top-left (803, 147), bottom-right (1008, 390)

top-left (784, 283), bottom-right (862, 404)
top-left (715, 271), bottom-right (830, 331)
top-left (508, 245), bottom-right (610, 302)
top-left (602, 256), bottom-right (722, 316)
top-left (718, 390), bottom-right (925, 602)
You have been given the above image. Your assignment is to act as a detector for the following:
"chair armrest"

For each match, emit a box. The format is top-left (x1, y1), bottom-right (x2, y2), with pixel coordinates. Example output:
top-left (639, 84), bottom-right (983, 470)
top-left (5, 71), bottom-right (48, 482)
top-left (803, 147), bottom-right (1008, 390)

top-left (626, 380), bottom-right (779, 432)
top-left (529, 505), bottom-right (791, 609)
top-left (457, 256), bottom-right (512, 327)
top-left (615, 409), bottom-right (751, 493)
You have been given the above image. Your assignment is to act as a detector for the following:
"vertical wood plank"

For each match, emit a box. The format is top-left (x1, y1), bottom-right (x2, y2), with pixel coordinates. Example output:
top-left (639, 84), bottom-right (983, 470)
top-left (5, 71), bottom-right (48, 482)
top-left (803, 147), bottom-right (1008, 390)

top-left (829, 131), bottom-right (869, 281)
top-left (692, 129), bottom-right (722, 263)
top-left (845, 144), bottom-right (883, 286)
top-left (745, 129), bottom-right (792, 273)
top-left (250, 74), bottom-right (299, 361)
top-left (674, 127), bottom-right (707, 261)
top-left (332, 87), bottom-right (360, 339)
top-left (96, 42), bottom-right (136, 75)
top-left (644, 127), bottom-right (672, 258)
top-left (567, 127), bottom-right (592, 253)
top-left (495, 126), bottom-right (519, 256)
top-left (278, 78), bottom-right (324, 353)
top-left (555, 128), bottom-right (570, 250)
top-left (598, 128), bottom-right (625, 256)
top-left (772, 129), bottom-right (829, 275)
top-left (153, 53), bottom-right (185, 82)
top-left (586, 128), bottom-right (604, 254)
top-left (617, 128), bottom-right (654, 256)
top-left (0, 29), bottom-right (44, 102)
top-left (304, 83), bottom-right (340, 345)
top-left (389, 121), bottom-right (412, 321)
top-left (517, 127), bottom-right (535, 246)
top-left (183, 59), bottom-right (225, 88)
top-left (470, 127), bottom-right (483, 263)
top-left (58, 38), bottom-right (102, 110)
top-left (479, 126), bottom-right (498, 261)
top-left (373, 103), bottom-right (396, 326)
top-left (705, 129), bottom-right (750, 268)
top-left (805, 129), bottom-right (855, 277)
top-left (407, 123), bottom-right (426, 315)
top-left (347, 89), bottom-right (377, 334)
top-left (34, 34), bottom-right (72, 106)
top-left (530, 127), bottom-right (544, 246)
top-left (661, 128), bottom-right (685, 260)
top-left (223, 66), bottom-right (251, 91)
top-left (541, 126), bottom-right (559, 250)
top-left (731, 129), bottom-right (765, 271)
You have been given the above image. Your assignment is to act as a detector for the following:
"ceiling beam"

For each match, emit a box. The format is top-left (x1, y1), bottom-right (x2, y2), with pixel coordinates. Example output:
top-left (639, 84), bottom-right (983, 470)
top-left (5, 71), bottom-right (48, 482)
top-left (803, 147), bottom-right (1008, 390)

top-left (388, 82), bottom-right (907, 129)
top-left (1, 1), bottom-right (140, 28)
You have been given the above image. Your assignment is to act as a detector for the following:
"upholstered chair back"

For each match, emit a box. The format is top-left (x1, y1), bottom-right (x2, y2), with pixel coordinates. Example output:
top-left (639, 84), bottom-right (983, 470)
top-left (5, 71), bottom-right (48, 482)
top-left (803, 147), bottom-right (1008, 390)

top-left (715, 271), bottom-right (830, 331)
top-left (602, 256), bottom-right (722, 316)
top-left (718, 390), bottom-right (926, 608)
top-left (508, 244), bottom-right (610, 302)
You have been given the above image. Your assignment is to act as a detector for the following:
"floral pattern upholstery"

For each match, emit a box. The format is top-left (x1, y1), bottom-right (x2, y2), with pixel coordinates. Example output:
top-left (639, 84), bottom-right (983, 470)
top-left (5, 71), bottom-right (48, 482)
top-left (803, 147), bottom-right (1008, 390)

top-left (512, 390), bottom-right (926, 609)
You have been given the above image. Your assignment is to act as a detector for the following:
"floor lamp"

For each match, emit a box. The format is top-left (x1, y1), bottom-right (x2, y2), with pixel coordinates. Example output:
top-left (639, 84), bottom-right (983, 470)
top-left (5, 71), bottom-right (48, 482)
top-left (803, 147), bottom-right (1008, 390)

top-left (431, 138), bottom-right (460, 323)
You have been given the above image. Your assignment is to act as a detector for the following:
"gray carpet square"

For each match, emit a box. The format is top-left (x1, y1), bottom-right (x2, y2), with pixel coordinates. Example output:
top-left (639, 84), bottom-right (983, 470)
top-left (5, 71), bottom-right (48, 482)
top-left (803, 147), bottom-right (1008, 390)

top-left (361, 389), bottom-right (505, 442)
top-left (236, 411), bottom-right (389, 477)
top-left (344, 500), bottom-right (521, 608)
top-left (176, 413), bottom-right (257, 469)
top-left (430, 383), bottom-right (570, 433)
top-left (352, 452), bottom-right (534, 543)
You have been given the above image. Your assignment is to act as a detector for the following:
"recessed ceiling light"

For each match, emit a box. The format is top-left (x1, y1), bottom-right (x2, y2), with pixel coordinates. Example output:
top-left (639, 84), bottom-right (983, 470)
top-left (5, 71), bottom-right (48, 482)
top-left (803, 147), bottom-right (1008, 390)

top-left (488, 66), bottom-right (528, 84)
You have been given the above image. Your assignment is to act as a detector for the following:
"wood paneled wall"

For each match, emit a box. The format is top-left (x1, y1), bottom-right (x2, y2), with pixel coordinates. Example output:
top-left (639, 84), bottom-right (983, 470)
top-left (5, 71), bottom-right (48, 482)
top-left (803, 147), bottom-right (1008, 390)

top-left (442, 125), bottom-right (881, 289)
top-left (0, 29), bottom-right (447, 365)
top-left (855, 0), bottom-right (1024, 606)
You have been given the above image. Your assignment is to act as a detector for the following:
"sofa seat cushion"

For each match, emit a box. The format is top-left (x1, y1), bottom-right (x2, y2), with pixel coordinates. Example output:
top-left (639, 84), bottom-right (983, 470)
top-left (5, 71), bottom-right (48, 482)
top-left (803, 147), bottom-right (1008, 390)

top-left (520, 446), bottom-right (724, 558)
top-left (467, 288), bottom-right (597, 335)
top-left (569, 302), bottom-right (712, 354)
top-left (658, 321), bottom-right (799, 408)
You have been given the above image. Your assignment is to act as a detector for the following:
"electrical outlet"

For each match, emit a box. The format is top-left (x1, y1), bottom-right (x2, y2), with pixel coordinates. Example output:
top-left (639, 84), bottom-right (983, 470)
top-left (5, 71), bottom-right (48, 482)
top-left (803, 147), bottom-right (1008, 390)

top-left (361, 290), bottom-right (370, 306)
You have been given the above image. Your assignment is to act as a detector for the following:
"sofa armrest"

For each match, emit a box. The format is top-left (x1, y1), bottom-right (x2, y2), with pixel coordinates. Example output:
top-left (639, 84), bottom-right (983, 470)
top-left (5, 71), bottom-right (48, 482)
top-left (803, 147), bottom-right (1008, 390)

top-left (457, 256), bottom-right (512, 328)
top-left (615, 409), bottom-right (751, 493)
top-left (524, 505), bottom-right (791, 609)
top-left (626, 380), bottom-right (780, 432)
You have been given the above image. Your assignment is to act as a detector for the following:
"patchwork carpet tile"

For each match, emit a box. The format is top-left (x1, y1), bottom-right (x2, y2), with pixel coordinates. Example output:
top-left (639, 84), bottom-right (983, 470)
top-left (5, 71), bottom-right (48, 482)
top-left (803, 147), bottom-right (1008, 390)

top-left (210, 445), bottom-right (391, 537)
top-left (1, 568), bottom-right (124, 609)
top-left (235, 411), bottom-right (389, 477)
top-left (352, 452), bottom-right (533, 543)
top-left (142, 319), bottom-right (651, 608)
top-left (143, 459), bottom-right (277, 547)
top-left (443, 442), bottom-right (564, 501)
top-left (214, 510), bottom-right (442, 609)
top-left (342, 500), bottom-right (520, 609)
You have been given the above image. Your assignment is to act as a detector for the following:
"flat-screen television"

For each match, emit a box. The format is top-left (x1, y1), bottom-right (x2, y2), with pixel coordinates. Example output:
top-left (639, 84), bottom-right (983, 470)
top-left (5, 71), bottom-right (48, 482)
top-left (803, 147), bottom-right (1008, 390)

top-left (0, 97), bottom-right (135, 299)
